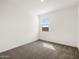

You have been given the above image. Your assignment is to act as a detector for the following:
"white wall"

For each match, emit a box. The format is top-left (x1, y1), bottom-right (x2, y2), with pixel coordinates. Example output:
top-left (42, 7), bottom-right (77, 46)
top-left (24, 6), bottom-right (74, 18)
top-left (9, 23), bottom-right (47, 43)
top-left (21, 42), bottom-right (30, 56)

top-left (0, 0), bottom-right (39, 53)
top-left (78, 4), bottom-right (79, 49)
top-left (39, 6), bottom-right (78, 47)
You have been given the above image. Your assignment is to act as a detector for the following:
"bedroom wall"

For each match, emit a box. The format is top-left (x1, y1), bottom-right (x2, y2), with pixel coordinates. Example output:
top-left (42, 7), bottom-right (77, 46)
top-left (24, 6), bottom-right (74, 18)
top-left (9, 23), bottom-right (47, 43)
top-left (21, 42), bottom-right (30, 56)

top-left (39, 6), bottom-right (78, 47)
top-left (78, 5), bottom-right (79, 49)
top-left (0, 0), bottom-right (39, 53)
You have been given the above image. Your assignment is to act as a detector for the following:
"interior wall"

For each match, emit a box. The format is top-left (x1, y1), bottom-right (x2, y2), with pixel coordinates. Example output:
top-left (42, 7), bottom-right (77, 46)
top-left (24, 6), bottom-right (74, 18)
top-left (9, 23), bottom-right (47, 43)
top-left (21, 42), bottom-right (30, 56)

top-left (0, 0), bottom-right (39, 53)
top-left (39, 6), bottom-right (78, 47)
top-left (78, 4), bottom-right (79, 49)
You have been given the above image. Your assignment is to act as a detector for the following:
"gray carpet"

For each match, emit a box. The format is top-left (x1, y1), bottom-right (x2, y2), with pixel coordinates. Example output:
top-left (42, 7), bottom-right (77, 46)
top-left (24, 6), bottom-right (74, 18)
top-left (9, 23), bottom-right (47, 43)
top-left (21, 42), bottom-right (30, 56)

top-left (0, 40), bottom-right (79, 59)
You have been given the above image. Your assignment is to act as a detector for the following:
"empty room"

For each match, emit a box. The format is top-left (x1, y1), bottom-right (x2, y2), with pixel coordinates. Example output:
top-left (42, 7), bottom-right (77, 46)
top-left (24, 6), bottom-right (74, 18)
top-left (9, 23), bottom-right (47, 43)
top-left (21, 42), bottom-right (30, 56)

top-left (0, 0), bottom-right (79, 59)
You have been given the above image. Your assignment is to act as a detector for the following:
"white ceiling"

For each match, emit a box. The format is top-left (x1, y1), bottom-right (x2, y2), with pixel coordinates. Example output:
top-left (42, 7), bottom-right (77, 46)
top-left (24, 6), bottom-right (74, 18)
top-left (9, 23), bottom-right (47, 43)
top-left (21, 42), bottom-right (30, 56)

top-left (1, 0), bottom-right (79, 15)
top-left (17, 0), bottom-right (79, 15)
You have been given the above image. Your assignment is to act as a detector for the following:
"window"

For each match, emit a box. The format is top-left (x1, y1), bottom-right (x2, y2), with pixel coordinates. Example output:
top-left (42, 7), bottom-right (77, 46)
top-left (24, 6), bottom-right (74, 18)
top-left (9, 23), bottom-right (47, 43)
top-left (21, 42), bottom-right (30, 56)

top-left (42, 16), bottom-right (49, 32)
